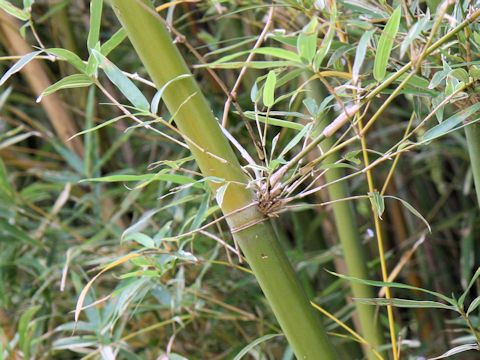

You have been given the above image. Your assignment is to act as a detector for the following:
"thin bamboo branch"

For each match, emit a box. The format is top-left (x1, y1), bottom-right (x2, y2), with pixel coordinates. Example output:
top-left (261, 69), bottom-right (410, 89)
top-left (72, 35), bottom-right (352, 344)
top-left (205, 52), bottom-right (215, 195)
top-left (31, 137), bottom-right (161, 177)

top-left (309, 81), bottom-right (385, 360)
top-left (358, 118), bottom-right (398, 360)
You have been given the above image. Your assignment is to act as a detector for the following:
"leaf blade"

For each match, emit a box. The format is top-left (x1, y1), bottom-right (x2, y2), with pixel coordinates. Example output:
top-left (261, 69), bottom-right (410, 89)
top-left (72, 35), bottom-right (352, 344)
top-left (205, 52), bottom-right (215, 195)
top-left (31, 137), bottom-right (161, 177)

top-left (373, 7), bottom-right (401, 81)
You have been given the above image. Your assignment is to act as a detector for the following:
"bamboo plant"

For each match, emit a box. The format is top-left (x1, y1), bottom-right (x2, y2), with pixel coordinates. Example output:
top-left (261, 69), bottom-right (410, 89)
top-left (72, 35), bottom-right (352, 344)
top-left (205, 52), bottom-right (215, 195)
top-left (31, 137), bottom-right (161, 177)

top-left (109, 0), bottom-right (336, 358)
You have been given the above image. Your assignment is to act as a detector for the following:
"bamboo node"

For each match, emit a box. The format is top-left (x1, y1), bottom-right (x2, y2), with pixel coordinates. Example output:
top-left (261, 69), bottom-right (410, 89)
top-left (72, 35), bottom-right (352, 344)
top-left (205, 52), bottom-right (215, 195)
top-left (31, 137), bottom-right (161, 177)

top-left (230, 217), bottom-right (267, 234)
top-left (256, 182), bottom-right (286, 218)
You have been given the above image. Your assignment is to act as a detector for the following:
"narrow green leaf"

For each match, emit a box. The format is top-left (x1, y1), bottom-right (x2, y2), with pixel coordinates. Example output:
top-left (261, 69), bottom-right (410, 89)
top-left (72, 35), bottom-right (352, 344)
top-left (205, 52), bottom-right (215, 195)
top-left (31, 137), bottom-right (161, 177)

top-left (319, 162), bottom-right (358, 171)
top-left (467, 295), bottom-right (480, 315)
top-left (297, 18), bottom-right (318, 64)
top-left (352, 29), bottom-right (374, 83)
top-left (201, 60), bottom-right (296, 69)
top-left (450, 68), bottom-right (469, 83)
top-left (373, 7), bottom-right (401, 81)
top-left (328, 270), bottom-right (456, 304)
top-left (123, 232), bottom-right (155, 248)
top-left (400, 11), bottom-right (430, 58)
top-left (243, 112), bottom-right (304, 130)
top-left (80, 172), bottom-right (198, 187)
top-left (384, 195), bottom-right (431, 232)
top-left (215, 183), bottom-right (229, 207)
top-left (0, 51), bottom-right (40, 87)
top-left (87, 0), bottom-right (103, 51)
top-left (234, 334), bottom-right (282, 360)
top-left (422, 103), bottom-right (480, 143)
top-left (52, 336), bottom-right (97, 350)
top-left (122, 209), bottom-right (158, 242)
top-left (355, 297), bottom-right (457, 311)
top-left (23, 0), bottom-right (33, 10)
top-left (459, 267), bottom-right (480, 307)
top-left (0, 0), bottom-right (29, 20)
top-left (70, 114), bottom-right (129, 140)
top-left (429, 344), bottom-right (479, 360)
top-left (0, 131), bottom-right (37, 149)
top-left (92, 49), bottom-right (149, 110)
top-left (314, 4), bottom-right (337, 70)
top-left (45, 48), bottom-right (87, 73)
top-left (213, 47), bottom-right (301, 64)
top-left (279, 123), bottom-right (312, 158)
top-left (151, 74), bottom-right (192, 114)
top-left (100, 28), bottom-right (127, 56)
top-left (38, 74), bottom-right (92, 101)
top-left (368, 190), bottom-right (384, 219)
top-left (263, 70), bottom-right (276, 107)
top-left (253, 47), bottom-right (302, 62)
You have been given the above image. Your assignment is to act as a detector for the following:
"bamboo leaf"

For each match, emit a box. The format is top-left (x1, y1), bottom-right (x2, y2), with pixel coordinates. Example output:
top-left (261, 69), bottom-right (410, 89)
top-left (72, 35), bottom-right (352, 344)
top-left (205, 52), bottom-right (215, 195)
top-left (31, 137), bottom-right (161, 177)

top-left (352, 29), bottom-right (374, 83)
top-left (400, 10), bottom-right (430, 58)
top-left (80, 172), bottom-right (197, 186)
top-left (44, 48), bottom-right (87, 73)
top-left (467, 295), bottom-right (480, 315)
top-left (450, 68), bottom-right (469, 83)
top-left (87, 0), bottom-right (103, 51)
top-left (263, 70), bottom-right (277, 107)
top-left (122, 209), bottom-right (159, 242)
top-left (297, 18), bottom-right (318, 64)
top-left (151, 74), bottom-right (192, 114)
top-left (314, 4), bottom-right (337, 70)
top-left (368, 190), bottom-right (384, 219)
top-left (123, 232), bottom-right (155, 248)
top-left (428, 344), bottom-right (479, 359)
top-left (69, 114), bottom-right (130, 140)
top-left (75, 253), bottom-right (141, 322)
top-left (234, 334), bottom-right (282, 360)
top-left (459, 267), bottom-right (480, 307)
top-left (0, 0), bottom-right (30, 20)
top-left (52, 336), bottom-right (97, 351)
top-left (384, 195), bottom-right (431, 232)
top-left (243, 112), bottom-right (304, 130)
top-left (212, 47), bottom-right (301, 63)
top-left (421, 103), bottom-right (480, 143)
top-left (215, 183), bottom-right (229, 207)
top-left (37, 74), bottom-right (92, 102)
top-left (355, 297), bottom-right (457, 311)
top-left (100, 28), bottom-right (127, 56)
top-left (22, 0), bottom-right (33, 10)
top-left (0, 51), bottom-right (41, 87)
top-left (319, 162), bottom-right (358, 171)
top-left (253, 47), bottom-right (301, 62)
top-left (279, 123), bottom-right (312, 158)
top-left (92, 49), bottom-right (149, 110)
top-left (0, 131), bottom-right (38, 150)
top-left (201, 60), bottom-right (297, 69)
top-left (328, 270), bottom-right (456, 304)
top-left (373, 7), bottom-right (401, 81)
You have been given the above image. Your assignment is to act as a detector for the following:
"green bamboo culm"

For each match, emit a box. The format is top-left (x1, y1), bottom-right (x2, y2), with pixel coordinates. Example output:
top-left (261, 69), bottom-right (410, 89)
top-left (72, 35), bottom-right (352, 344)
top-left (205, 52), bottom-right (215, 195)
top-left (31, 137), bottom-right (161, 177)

top-left (309, 81), bottom-right (385, 359)
top-left (465, 123), bottom-right (480, 206)
top-left (109, 1), bottom-right (337, 358)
